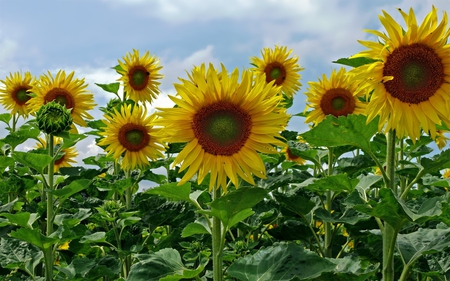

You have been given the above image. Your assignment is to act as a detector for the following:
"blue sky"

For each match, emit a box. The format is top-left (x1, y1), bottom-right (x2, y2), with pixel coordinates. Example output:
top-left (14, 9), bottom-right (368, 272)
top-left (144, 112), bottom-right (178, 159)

top-left (0, 0), bottom-right (449, 164)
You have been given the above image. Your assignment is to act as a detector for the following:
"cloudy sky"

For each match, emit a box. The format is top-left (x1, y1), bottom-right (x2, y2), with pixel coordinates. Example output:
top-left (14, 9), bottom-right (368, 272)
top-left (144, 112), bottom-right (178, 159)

top-left (0, 0), bottom-right (449, 166)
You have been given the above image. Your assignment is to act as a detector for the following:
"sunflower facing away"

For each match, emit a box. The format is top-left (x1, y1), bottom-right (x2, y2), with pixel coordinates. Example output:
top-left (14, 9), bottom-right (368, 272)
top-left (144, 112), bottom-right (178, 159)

top-left (156, 63), bottom-right (289, 192)
top-left (27, 70), bottom-right (96, 128)
top-left (98, 104), bottom-right (166, 171)
top-left (304, 67), bottom-right (367, 126)
top-left (251, 45), bottom-right (303, 98)
top-left (0, 71), bottom-right (34, 117)
top-left (435, 129), bottom-right (449, 149)
top-left (35, 136), bottom-right (78, 172)
top-left (117, 49), bottom-right (163, 104)
top-left (351, 7), bottom-right (450, 140)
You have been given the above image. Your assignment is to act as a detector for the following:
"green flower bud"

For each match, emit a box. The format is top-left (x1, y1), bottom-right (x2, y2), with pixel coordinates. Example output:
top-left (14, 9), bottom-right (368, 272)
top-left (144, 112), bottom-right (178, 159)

top-left (36, 101), bottom-right (73, 134)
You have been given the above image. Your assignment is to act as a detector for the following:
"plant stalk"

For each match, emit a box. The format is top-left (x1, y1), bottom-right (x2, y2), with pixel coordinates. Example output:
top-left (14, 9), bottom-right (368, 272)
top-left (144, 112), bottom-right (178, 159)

top-left (212, 187), bottom-right (223, 281)
top-left (45, 134), bottom-right (55, 281)
top-left (324, 148), bottom-right (334, 258)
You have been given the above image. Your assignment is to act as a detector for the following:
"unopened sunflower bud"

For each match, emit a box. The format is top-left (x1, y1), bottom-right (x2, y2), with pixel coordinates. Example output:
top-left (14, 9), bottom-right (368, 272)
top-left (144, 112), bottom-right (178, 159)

top-left (36, 101), bottom-right (73, 134)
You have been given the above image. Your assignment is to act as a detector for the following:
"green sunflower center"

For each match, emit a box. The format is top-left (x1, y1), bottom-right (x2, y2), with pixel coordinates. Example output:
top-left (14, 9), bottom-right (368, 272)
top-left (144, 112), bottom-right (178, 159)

top-left (128, 65), bottom-right (150, 91)
top-left (320, 88), bottom-right (356, 117)
top-left (118, 123), bottom-right (149, 152)
top-left (264, 61), bottom-right (286, 86)
top-left (192, 101), bottom-right (252, 156)
top-left (383, 43), bottom-right (444, 104)
top-left (14, 88), bottom-right (31, 105)
top-left (45, 88), bottom-right (74, 109)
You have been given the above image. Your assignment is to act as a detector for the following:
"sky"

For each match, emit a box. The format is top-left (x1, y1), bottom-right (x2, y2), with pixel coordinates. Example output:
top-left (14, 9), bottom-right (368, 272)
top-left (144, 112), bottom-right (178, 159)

top-left (0, 0), bottom-right (449, 170)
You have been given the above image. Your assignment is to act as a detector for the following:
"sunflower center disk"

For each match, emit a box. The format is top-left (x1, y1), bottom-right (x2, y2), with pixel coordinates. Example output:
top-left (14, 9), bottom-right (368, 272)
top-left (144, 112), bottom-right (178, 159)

top-left (118, 123), bottom-right (149, 152)
top-left (383, 43), bottom-right (444, 104)
top-left (264, 62), bottom-right (286, 85)
top-left (193, 101), bottom-right (252, 156)
top-left (129, 66), bottom-right (149, 91)
top-left (45, 88), bottom-right (75, 109)
top-left (15, 88), bottom-right (31, 104)
top-left (320, 88), bottom-right (356, 117)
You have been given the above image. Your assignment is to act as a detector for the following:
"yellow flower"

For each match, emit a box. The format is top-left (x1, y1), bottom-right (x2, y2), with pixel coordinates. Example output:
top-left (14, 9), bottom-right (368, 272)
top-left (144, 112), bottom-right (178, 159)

top-left (0, 71), bottom-right (35, 117)
top-left (57, 241), bottom-right (70, 250)
top-left (305, 68), bottom-right (366, 126)
top-left (251, 45), bottom-right (304, 98)
top-left (282, 147), bottom-right (306, 165)
top-left (118, 49), bottom-right (163, 104)
top-left (27, 70), bottom-right (96, 128)
top-left (156, 63), bottom-right (289, 192)
top-left (98, 104), bottom-right (166, 171)
top-left (443, 169), bottom-right (450, 179)
top-left (35, 137), bottom-right (78, 172)
top-left (351, 7), bottom-right (450, 141)
top-left (435, 129), bottom-right (449, 150)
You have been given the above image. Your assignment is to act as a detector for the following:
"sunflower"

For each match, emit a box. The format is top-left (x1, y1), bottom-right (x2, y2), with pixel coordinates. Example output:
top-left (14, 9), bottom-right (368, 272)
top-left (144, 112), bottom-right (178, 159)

top-left (98, 104), bottom-right (165, 171)
top-left (251, 45), bottom-right (303, 98)
top-left (435, 129), bottom-right (449, 149)
top-left (351, 7), bottom-right (450, 141)
top-left (156, 63), bottom-right (289, 192)
top-left (35, 137), bottom-right (78, 172)
top-left (282, 147), bottom-right (306, 165)
top-left (304, 68), bottom-right (366, 126)
top-left (117, 49), bottom-right (163, 104)
top-left (0, 71), bottom-right (34, 117)
top-left (27, 70), bottom-right (96, 128)
top-left (443, 169), bottom-right (450, 179)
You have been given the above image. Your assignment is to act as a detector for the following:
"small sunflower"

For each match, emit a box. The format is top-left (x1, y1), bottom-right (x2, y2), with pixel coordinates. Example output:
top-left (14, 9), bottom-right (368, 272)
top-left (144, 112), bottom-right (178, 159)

top-left (35, 137), bottom-right (78, 172)
top-left (156, 63), bottom-right (289, 192)
top-left (251, 45), bottom-right (303, 98)
top-left (443, 169), bottom-right (450, 179)
top-left (117, 49), bottom-right (163, 104)
top-left (282, 147), bottom-right (306, 165)
top-left (304, 68), bottom-right (366, 126)
top-left (98, 104), bottom-right (165, 171)
top-left (435, 129), bottom-right (449, 149)
top-left (351, 7), bottom-right (450, 140)
top-left (0, 71), bottom-right (34, 117)
top-left (27, 70), bottom-right (96, 128)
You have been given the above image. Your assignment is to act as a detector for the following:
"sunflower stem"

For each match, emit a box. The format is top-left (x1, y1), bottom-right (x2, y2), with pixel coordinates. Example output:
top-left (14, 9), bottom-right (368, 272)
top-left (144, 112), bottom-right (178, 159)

top-left (212, 187), bottom-right (223, 281)
top-left (45, 134), bottom-right (55, 281)
top-left (324, 147), bottom-right (334, 258)
top-left (382, 130), bottom-right (397, 281)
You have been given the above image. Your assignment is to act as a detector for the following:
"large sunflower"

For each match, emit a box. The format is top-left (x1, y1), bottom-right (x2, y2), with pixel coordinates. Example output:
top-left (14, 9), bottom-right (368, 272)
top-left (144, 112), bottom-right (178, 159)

top-left (27, 70), bottom-right (96, 128)
top-left (351, 7), bottom-right (450, 140)
top-left (117, 49), bottom-right (163, 104)
top-left (251, 45), bottom-right (303, 98)
top-left (35, 137), bottom-right (78, 172)
top-left (304, 68), bottom-right (366, 126)
top-left (0, 71), bottom-right (34, 117)
top-left (98, 104), bottom-right (165, 171)
top-left (156, 63), bottom-right (289, 192)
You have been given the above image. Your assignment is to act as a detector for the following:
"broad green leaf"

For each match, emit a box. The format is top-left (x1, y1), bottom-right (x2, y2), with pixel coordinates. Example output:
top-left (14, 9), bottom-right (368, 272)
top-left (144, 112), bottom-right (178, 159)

top-left (54, 208), bottom-right (91, 227)
top-left (321, 256), bottom-right (379, 281)
top-left (182, 217), bottom-right (211, 237)
top-left (0, 113), bottom-right (11, 125)
top-left (145, 182), bottom-right (192, 202)
top-left (59, 133), bottom-right (87, 150)
top-left (97, 177), bottom-right (132, 195)
top-left (12, 151), bottom-right (52, 172)
top-left (80, 232), bottom-right (107, 243)
top-left (273, 188), bottom-right (316, 217)
top-left (118, 216), bottom-right (141, 228)
top-left (333, 57), bottom-right (379, 68)
top-left (287, 141), bottom-right (320, 165)
top-left (314, 207), bottom-right (371, 225)
top-left (10, 228), bottom-right (58, 250)
top-left (301, 114), bottom-right (379, 152)
top-left (228, 242), bottom-right (335, 281)
top-left (421, 149), bottom-right (450, 174)
top-left (142, 169), bottom-right (166, 184)
top-left (51, 179), bottom-right (91, 202)
top-left (298, 174), bottom-right (358, 195)
top-left (0, 237), bottom-right (43, 275)
top-left (95, 82), bottom-right (120, 95)
top-left (336, 155), bottom-right (375, 175)
top-left (0, 155), bottom-right (15, 171)
top-left (86, 119), bottom-right (106, 130)
top-left (397, 228), bottom-right (450, 265)
top-left (0, 212), bottom-right (39, 228)
top-left (1, 123), bottom-right (40, 149)
top-left (128, 248), bottom-right (205, 281)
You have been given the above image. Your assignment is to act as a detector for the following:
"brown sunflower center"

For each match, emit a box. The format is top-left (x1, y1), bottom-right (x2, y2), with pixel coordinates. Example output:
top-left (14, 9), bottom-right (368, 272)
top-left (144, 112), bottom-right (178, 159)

top-left (128, 66), bottom-right (150, 91)
top-left (286, 148), bottom-right (299, 160)
top-left (192, 101), bottom-right (252, 156)
top-left (14, 87), bottom-right (31, 105)
top-left (118, 123), bottom-right (149, 152)
top-left (320, 88), bottom-right (356, 117)
top-left (264, 62), bottom-right (286, 85)
top-left (383, 43), bottom-right (444, 104)
top-left (45, 88), bottom-right (75, 109)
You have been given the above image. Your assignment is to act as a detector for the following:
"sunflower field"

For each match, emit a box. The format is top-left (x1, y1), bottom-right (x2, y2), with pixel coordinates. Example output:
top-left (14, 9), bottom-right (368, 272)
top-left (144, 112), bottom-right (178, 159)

top-left (2, 6), bottom-right (450, 281)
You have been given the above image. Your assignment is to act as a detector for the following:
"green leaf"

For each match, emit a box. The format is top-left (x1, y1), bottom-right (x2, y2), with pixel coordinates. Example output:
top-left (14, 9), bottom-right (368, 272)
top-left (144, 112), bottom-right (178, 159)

top-left (128, 248), bottom-right (205, 281)
top-left (273, 188), bottom-right (316, 217)
top-left (10, 228), bottom-right (58, 250)
top-left (95, 82), bottom-right (120, 95)
top-left (1, 123), bottom-right (40, 149)
top-left (51, 179), bottom-right (91, 202)
top-left (228, 242), bottom-right (335, 281)
top-left (80, 232), bottom-right (107, 244)
top-left (118, 216), bottom-right (141, 228)
top-left (301, 114), bottom-right (379, 152)
top-left (145, 182), bottom-right (192, 202)
top-left (0, 212), bottom-right (39, 228)
top-left (298, 174), bottom-right (358, 195)
top-left (0, 237), bottom-right (43, 275)
top-left (321, 256), bottom-right (379, 281)
top-left (0, 113), bottom-right (11, 125)
top-left (287, 141), bottom-right (320, 165)
top-left (397, 228), bottom-right (450, 266)
top-left (421, 149), bottom-right (450, 174)
top-left (182, 217), bottom-right (211, 237)
top-left (12, 151), bottom-right (52, 172)
top-left (333, 57), bottom-right (379, 68)
top-left (142, 169), bottom-right (166, 184)
top-left (0, 155), bottom-right (17, 171)
top-left (59, 133), bottom-right (87, 150)
top-left (54, 208), bottom-right (91, 228)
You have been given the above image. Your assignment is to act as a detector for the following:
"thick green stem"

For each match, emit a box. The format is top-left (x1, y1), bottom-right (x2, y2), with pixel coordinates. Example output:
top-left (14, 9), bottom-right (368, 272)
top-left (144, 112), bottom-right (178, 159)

top-left (212, 187), bottom-right (223, 281)
top-left (324, 148), bottom-right (334, 258)
top-left (382, 130), bottom-right (397, 281)
top-left (45, 134), bottom-right (55, 281)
